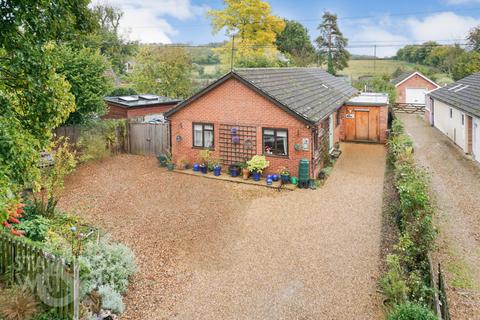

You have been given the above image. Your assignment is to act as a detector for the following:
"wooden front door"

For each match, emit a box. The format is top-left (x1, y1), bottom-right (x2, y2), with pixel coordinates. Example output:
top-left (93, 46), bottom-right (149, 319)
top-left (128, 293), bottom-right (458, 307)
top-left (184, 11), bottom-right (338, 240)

top-left (344, 107), bottom-right (380, 142)
top-left (355, 111), bottom-right (369, 140)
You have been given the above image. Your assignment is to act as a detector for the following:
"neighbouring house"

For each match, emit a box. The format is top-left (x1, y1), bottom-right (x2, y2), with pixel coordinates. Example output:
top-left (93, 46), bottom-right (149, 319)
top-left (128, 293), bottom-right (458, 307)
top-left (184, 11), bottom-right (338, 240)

top-left (103, 94), bottom-right (181, 122)
top-left (392, 71), bottom-right (440, 105)
top-left (165, 68), bottom-right (389, 178)
top-left (426, 73), bottom-right (480, 163)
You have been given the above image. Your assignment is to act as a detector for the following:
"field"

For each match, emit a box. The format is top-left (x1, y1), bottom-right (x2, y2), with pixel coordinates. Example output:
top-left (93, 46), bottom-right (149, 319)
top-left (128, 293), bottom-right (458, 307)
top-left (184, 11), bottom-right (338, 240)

top-left (339, 59), bottom-right (454, 85)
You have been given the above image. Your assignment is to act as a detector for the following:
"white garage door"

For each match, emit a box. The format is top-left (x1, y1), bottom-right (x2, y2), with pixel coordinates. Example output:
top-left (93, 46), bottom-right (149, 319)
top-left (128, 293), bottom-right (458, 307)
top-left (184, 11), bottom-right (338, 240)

top-left (406, 88), bottom-right (426, 105)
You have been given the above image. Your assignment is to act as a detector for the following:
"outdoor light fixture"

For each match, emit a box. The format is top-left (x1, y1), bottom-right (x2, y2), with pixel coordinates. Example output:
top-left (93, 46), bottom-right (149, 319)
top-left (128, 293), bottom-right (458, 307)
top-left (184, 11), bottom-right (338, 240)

top-left (176, 135), bottom-right (182, 142)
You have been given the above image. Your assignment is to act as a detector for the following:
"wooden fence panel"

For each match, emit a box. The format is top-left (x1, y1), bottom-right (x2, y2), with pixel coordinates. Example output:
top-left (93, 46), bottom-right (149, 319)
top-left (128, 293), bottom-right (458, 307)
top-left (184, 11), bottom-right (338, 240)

top-left (129, 122), bottom-right (170, 156)
top-left (0, 233), bottom-right (76, 319)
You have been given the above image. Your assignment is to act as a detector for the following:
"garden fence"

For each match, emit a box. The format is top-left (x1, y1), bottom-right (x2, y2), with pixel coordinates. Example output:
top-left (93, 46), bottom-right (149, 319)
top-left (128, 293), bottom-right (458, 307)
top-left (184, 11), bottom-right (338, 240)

top-left (128, 122), bottom-right (170, 156)
top-left (0, 232), bottom-right (79, 319)
top-left (392, 103), bottom-right (425, 114)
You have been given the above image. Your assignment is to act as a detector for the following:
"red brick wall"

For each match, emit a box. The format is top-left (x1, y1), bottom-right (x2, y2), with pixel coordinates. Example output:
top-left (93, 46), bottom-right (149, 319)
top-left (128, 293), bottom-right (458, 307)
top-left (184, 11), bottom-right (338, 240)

top-left (169, 77), bottom-right (314, 177)
top-left (395, 74), bottom-right (438, 104)
top-left (103, 102), bottom-right (177, 119)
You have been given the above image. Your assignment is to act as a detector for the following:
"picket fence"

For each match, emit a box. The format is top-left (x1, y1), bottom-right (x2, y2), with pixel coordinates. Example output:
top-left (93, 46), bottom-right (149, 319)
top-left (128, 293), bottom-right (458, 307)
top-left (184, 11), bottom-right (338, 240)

top-left (0, 232), bottom-right (79, 319)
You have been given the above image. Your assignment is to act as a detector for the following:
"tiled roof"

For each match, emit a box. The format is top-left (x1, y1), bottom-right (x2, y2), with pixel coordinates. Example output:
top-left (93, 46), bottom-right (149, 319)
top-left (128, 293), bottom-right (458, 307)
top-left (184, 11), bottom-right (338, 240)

top-left (391, 71), bottom-right (416, 86)
top-left (428, 73), bottom-right (480, 118)
top-left (104, 94), bottom-right (180, 108)
top-left (234, 68), bottom-right (358, 122)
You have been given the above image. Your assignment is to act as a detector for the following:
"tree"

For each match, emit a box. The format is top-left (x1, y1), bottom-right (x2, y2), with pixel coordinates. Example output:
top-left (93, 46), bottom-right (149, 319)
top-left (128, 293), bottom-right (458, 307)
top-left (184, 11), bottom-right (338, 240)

top-left (208, 0), bottom-right (285, 68)
top-left (467, 26), bottom-right (480, 52)
top-left (451, 51), bottom-right (480, 80)
top-left (86, 3), bottom-right (138, 74)
top-left (425, 45), bottom-right (464, 73)
top-left (0, 0), bottom-right (93, 221)
top-left (55, 45), bottom-right (112, 124)
top-left (316, 12), bottom-right (350, 74)
top-left (130, 46), bottom-right (193, 98)
top-left (276, 20), bottom-right (316, 66)
top-left (109, 87), bottom-right (138, 96)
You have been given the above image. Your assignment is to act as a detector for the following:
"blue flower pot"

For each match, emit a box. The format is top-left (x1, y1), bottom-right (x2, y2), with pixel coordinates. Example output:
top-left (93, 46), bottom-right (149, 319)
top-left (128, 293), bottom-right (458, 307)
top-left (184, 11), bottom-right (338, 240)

top-left (200, 165), bottom-right (208, 174)
top-left (229, 166), bottom-right (240, 177)
top-left (193, 163), bottom-right (200, 172)
top-left (281, 174), bottom-right (290, 183)
top-left (252, 172), bottom-right (261, 181)
top-left (271, 174), bottom-right (279, 181)
top-left (266, 178), bottom-right (273, 185)
top-left (213, 166), bottom-right (221, 176)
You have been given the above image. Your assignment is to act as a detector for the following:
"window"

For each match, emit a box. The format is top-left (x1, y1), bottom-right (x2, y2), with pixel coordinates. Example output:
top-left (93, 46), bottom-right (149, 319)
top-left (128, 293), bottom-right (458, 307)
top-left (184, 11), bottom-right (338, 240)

top-left (263, 128), bottom-right (288, 156)
top-left (450, 108), bottom-right (453, 118)
top-left (462, 114), bottom-right (465, 126)
top-left (336, 109), bottom-right (341, 127)
top-left (193, 123), bottom-right (214, 148)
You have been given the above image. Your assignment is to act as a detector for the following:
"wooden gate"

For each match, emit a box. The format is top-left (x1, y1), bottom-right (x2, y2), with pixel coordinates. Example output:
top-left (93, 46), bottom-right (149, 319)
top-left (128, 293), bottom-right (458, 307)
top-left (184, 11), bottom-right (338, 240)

top-left (393, 103), bottom-right (425, 114)
top-left (129, 122), bottom-right (170, 156)
top-left (344, 106), bottom-right (380, 142)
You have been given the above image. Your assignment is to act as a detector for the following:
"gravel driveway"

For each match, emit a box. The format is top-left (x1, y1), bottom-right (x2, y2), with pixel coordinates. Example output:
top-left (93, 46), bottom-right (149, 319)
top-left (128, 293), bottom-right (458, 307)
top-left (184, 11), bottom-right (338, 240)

top-left (398, 114), bottom-right (480, 319)
top-left (59, 143), bottom-right (386, 319)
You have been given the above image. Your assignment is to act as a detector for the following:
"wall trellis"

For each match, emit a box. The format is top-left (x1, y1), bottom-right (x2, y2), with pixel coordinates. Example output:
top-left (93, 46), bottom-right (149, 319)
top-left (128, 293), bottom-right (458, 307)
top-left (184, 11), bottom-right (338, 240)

top-left (219, 124), bottom-right (257, 166)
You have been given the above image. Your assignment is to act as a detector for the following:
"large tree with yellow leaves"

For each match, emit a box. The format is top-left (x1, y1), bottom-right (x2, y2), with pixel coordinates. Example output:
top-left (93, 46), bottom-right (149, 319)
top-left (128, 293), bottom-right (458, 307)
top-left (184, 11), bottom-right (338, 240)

top-left (208, 0), bottom-right (285, 68)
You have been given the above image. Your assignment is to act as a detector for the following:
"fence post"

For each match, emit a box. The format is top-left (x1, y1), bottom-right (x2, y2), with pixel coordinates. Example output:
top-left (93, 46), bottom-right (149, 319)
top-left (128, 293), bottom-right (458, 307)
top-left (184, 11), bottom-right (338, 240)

top-left (73, 259), bottom-right (80, 320)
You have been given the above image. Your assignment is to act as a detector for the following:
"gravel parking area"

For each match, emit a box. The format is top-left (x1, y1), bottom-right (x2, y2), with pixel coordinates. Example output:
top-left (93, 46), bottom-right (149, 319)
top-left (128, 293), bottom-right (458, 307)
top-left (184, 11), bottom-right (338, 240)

top-left (398, 114), bottom-right (480, 319)
top-left (59, 143), bottom-right (386, 319)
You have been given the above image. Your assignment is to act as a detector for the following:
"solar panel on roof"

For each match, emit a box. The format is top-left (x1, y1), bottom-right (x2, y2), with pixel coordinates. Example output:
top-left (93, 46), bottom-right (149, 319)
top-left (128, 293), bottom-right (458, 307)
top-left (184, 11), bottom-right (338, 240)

top-left (139, 94), bottom-right (159, 100)
top-left (119, 96), bottom-right (139, 102)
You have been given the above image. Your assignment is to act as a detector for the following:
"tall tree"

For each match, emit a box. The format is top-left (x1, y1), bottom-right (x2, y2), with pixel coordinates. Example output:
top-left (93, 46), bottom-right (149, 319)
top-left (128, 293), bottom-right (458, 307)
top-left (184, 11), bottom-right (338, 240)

top-left (451, 51), bottom-right (480, 80)
top-left (467, 26), bottom-right (480, 52)
top-left (316, 12), bottom-right (350, 74)
top-left (130, 46), bottom-right (193, 98)
top-left (276, 20), bottom-right (315, 67)
top-left (0, 0), bottom-right (94, 220)
top-left (208, 0), bottom-right (285, 68)
top-left (55, 45), bottom-right (112, 124)
top-left (86, 3), bottom-right (138, 74)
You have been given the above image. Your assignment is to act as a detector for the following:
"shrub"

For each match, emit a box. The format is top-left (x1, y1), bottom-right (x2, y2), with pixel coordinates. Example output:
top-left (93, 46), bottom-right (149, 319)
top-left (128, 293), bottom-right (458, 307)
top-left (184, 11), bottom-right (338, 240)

top-left (380, 255), bottom-right (409, 307)
top-left (79, 236), bottom-right (136, 297)
top-left (247, 155), bottom-right (269, 173)
top-left (0, 287), bottom-right (38, 320)
top-left (78, 132), bottom-right (110, 162)
top-left (16, 215), bottom-right (51, 242)
top-left (31, 309), bottom-right (70, 320)
top-left (387, 303), bottom-right (437, 320)
top-left (97, 285), bottom-right (125, 314)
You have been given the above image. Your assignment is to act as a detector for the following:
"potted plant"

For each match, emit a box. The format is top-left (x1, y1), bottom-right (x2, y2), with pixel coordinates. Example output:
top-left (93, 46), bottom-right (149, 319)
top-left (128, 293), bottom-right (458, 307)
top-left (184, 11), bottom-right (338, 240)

top-left (176, 156), bottom-right (189, 170)
top-left (247, 155), bottom-right (269, 181)
top-left (229, 164), bottom-right (240, 177)
top-left (199, 150), bottom-right (211, 174)
top-left (279, 167), bottom-right (290, 183)
top-left (213, 164), bottom-right (221, 176)
top-left (165, 152), bottom-right (174, 171)
top-left (157, 154), bottom-right (168, 167)
top-left (239, 161), bottom-right (249, 180)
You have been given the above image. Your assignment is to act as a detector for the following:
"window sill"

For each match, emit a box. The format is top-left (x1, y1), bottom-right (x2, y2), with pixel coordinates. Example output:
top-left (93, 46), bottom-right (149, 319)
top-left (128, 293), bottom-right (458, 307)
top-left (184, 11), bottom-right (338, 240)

top-left (192, 146), bottom-right (215, 151)
top-left (263, 153), bottom-right (289, 159)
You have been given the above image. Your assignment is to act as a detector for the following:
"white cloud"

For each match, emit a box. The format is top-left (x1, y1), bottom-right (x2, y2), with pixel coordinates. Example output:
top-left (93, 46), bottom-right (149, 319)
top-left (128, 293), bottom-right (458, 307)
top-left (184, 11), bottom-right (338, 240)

top-left (445, 0), bottom-right (480, 4)
top-left (93, 0), bottom-right (208, 43)
top-left (405, 12), bottom-right (480, 42)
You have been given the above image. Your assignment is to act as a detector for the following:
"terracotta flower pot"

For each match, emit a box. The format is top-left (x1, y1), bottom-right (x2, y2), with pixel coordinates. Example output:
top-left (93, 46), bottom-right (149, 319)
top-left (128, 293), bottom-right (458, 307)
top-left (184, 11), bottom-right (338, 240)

top-left (242, 168), bottom-right (249, 180)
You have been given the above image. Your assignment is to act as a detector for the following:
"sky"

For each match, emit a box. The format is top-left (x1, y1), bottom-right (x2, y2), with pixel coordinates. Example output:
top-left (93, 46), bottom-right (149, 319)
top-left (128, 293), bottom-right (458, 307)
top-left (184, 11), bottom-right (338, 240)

top-left (96, 0), bottom-right (480, 57)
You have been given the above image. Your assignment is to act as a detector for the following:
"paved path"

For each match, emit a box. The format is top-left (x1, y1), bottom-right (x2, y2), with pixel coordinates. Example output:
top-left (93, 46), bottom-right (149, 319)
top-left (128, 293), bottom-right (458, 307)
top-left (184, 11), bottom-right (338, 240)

top-left (60, 143), bottom-right (386, 319)
top-left (398, 114), bottom-right (480, 319)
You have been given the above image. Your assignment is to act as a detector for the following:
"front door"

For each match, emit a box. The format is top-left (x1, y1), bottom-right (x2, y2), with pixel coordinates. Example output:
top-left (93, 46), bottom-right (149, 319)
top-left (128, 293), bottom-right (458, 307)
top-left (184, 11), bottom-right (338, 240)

top-left (355, 111), bottom-right (369, 140)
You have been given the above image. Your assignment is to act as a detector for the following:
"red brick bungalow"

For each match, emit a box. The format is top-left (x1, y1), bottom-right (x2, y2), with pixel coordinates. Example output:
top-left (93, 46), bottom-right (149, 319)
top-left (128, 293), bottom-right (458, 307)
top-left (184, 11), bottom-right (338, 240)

top-left (103, 94), bottom-right (181, 122)
top-left (165, 68), bottom-right (387, 178)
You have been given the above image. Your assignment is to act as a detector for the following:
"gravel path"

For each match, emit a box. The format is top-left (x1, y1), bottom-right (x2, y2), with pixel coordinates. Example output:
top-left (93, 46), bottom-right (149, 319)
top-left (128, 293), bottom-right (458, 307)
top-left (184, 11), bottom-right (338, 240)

top-left (59, 143), bottom-right (386, 319)
top-left (398, 114), bottom-right (480, 319)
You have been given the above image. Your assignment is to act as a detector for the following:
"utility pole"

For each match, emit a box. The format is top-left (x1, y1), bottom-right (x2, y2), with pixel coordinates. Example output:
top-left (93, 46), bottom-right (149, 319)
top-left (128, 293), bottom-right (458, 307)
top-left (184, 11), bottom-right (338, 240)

top-left (230, 34), bottom-right (235, 71)
top-left (373, 44), bottom-right (377, 74)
